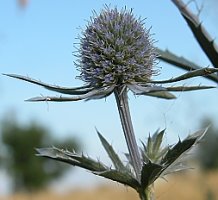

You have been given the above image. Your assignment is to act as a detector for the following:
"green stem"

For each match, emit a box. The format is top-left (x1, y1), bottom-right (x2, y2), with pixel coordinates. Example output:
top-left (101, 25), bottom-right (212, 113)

top-left (114, 86), bottom-right (142, 181)
top-left (138, 186), bottom-right (154, 200)
top-left (139, 191), bottom-right (149, 200)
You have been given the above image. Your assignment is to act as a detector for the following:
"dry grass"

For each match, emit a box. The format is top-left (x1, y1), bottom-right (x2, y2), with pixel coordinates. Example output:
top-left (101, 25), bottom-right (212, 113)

top-left (1, 171), bottom-right (218, 200)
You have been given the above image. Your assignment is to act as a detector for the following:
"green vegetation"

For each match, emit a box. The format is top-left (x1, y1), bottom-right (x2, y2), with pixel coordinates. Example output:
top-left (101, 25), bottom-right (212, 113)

top-left (0, 114), bottom-right (80, 192)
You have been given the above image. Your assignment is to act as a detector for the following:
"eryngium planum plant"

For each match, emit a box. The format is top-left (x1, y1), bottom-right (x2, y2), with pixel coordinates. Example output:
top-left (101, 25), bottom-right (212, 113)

top-left (3, 5), bottom-right (218, 200)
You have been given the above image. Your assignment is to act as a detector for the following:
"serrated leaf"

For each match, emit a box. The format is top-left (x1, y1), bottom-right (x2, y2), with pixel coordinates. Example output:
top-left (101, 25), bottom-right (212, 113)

top-left (36, 147), bottom-right (106, 172)
top-left (97, 130), bottom-right (128, 172)
top-left (186, 128), bottom-right (208, 142)
top-left (141, 161), bottom-right (163, 188)
top-left (161, 139), bottom-right (192, 166)
top-left (161, 128), bottom-right (207, 166)
top-left (95, 170), bottom-right (140, 189)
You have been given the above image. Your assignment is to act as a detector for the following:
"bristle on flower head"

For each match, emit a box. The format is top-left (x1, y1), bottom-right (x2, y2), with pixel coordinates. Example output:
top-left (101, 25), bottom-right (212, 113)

top-left (76, 6), bottom-right (157, 87)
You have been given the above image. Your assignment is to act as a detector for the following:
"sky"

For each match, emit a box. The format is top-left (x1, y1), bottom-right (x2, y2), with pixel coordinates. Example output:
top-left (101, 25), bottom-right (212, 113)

top-left (0, 0), bottom-right (218, 195)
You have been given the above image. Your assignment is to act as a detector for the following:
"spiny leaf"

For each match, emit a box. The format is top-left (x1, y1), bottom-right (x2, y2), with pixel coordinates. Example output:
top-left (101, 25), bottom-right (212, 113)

top-left (161, 139), bottom-right (192, 166)
top-left (36, 147), bottom-right (139, 189)
top-left (25, 85), bottom-right (116, 102)
top-left (155, 146), bottom-right (169, 162)
top-left (141, 130), bottom-right (166, 163)
top-left (147, 134), bottom-right (153, 157)
top-left (150, 68), bottom-right (218, 84)
top-left (166, 85), bottom-right (216, 92)
top-left (3, 73), bottom-right (92, 95)
top-left (36, 147), bottom-right (106, 172)
top-left (161, 128), bottom-right (207, 166)
top-left (140, 150), bottom-right (150, 163)
top-left (95, 170), bottom-right (140, 189)
top-left (141, 161), bottom-right (163, 188)
top-left (96, 130), bottom-right (128, 172)
top-left (140, 141), bottom-right (149, 163)
top-left (152, 129), bottom-right (165, 155)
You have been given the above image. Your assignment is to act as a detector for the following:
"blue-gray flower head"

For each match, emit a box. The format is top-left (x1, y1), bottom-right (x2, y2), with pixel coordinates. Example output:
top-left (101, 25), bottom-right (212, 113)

top-left (77, 6), bottom-right (157, 87)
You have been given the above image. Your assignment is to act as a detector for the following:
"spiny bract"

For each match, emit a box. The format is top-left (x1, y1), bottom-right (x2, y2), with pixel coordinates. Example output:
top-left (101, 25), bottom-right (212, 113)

top-left (77, 6), bottom-right (157, 87)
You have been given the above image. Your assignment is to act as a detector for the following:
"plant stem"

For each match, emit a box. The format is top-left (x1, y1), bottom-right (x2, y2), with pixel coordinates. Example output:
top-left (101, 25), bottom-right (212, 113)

top-left (138, 187), bottom-right (153, 200)
top-left (114, 86), bottom-right (142, 181)
top-left (138, 191), bottom-right (148, 200)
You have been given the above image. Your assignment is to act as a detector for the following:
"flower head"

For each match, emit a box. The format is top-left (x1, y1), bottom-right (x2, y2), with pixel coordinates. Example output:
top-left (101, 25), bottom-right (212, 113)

top-left (77, 6), bottom-right (157, 87)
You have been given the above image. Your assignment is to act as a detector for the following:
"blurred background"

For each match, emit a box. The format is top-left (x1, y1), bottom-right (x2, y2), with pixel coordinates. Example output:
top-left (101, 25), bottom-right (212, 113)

top-left (0, 0), bottom-right (218, 199)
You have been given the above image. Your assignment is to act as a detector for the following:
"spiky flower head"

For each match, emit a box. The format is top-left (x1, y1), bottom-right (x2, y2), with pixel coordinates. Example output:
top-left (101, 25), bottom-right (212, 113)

top-left (77, 6), bottom-right (157, 87)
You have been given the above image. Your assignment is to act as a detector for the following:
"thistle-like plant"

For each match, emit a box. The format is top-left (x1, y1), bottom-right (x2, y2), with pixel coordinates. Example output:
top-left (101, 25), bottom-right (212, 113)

top-left (3, 5), bottom-right (218, 200)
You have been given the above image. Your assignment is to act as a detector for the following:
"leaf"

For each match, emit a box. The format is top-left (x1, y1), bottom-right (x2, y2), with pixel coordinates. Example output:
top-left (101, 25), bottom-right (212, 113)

top-left (156, 48), bottom-right (202, 71)
top-left (141, 161), bottom-right (163, 188)
top-left (96, 130), bottom-right (128, 172)
top-left (157, 48), bottom-right (218, 84)
top-left (36, 147), bottom-right (106, 172)
top-left (146, 134), bottom-right (152, 156)
top-left (140, 142), bottom-right (150, 163)
top-left (127, 84), bottom-right (176, 99)
top-left (26, 85), bottom-right (115, 102)
top-left (155, 146), bottom-right (169, 161)
top-left (145, 91), bottom-right (176, 99)
top-left (127, 84), bottom-right (166, 95)
top-left (36, 147), bottom-right (139, 189)
top-left (161, 128), bottom-right (207, 166)
top-left (140, 130), bottom-right (166, 163)
top-left (85, 85), bottom-right (116, 101)
top-left (150, 68), bottom-right (218, 84)
top-left (152, 129), bottom-right (165, 155)
top-left (166, 85), bottom-right (216, 92)
top-left (3, 73), bottom-right (92, 95)
top-left (140, 150), bottom-right (150, 164)
top-left (95, 170), bottom-right (139, 189)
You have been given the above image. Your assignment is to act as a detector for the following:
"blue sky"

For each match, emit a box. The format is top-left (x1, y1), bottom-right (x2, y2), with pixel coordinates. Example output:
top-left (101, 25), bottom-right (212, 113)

top-left (0, 0), bottom-right (218, 194)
